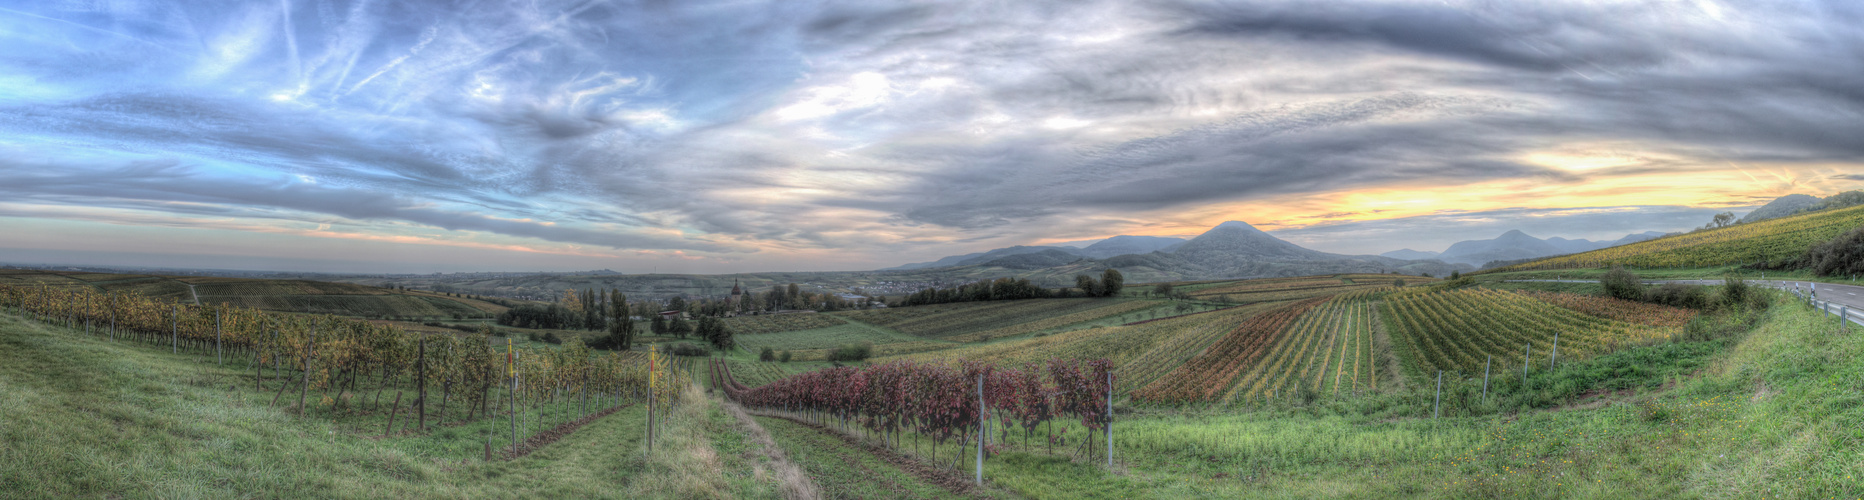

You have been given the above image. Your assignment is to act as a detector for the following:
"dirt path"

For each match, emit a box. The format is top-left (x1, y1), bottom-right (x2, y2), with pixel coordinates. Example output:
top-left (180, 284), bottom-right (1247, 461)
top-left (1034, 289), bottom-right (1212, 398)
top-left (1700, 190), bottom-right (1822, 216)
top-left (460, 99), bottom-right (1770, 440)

top-left (749, 410), bottom-right (997, 499)
top-left (720, 401), bottom-right (821, 500)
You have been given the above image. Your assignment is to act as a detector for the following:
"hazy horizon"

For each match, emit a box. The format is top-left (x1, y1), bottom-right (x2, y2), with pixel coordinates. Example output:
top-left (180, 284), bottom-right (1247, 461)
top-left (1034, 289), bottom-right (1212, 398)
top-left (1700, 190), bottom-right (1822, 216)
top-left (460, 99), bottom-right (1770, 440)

top-left (2, 1), bottom-right (1860, 273)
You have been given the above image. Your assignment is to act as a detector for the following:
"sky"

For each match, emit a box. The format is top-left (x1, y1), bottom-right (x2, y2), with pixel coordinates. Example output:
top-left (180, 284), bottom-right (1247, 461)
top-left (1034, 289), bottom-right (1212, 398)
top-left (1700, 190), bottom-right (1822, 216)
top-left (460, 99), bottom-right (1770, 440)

top-left (0, 0), bottom-right (1861, 274)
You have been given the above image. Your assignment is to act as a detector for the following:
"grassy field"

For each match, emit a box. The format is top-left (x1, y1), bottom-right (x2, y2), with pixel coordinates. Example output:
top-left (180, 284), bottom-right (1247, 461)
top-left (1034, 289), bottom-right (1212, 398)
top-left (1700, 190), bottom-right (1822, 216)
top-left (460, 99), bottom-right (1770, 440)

top-left (6, 277), bottom-right (1861, 498)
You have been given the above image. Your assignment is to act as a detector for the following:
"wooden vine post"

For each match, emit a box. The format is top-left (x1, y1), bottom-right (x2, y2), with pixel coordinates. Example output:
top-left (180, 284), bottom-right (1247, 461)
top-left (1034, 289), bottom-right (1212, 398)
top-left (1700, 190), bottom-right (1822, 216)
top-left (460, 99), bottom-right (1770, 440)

top-left (215, 308), bottom-right (223, 365)
top-left (1107, 369), bottom-right (1114, 468)
top-left (975, 373), bottom-right (984, 486)
top-left (418, 334), bottom-right (426, 431)
top-left (648, 344), bottom-right (656, 456)
top-left (508, 338), bottom-right (517, 455)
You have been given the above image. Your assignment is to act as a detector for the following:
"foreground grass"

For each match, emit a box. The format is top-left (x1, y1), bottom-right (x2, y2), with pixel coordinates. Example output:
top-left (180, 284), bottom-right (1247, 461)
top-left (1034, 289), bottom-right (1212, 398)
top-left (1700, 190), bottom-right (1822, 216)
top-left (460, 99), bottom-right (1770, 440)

top-left (0, 311), bottom-right (778, 498)
top-left (754, 293), bottom-right (1861, 499)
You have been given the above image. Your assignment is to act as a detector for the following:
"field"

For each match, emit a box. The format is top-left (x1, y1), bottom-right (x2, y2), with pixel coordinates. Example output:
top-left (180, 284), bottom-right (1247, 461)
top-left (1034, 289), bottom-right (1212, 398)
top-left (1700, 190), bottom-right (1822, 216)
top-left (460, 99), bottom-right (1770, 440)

top-left (730, 321), bottom-right (937, 352)
top-left (833, 298), bottom-right (1154, 339)
top-left (1496, 203), bottom-right (1864, 270)
top-left (721, 312), bottom-right (847, 334)
top-left (1221, 289), bottom-right (1383, 402)
top-left (6, 266), bottom-right (1864, 498)
top-left (0, 268), bottom-right (505, 319)
top-left (1381, 287), bottom-right (1689, 378)
top-left (1182, 274), bottom-right (1429, 303)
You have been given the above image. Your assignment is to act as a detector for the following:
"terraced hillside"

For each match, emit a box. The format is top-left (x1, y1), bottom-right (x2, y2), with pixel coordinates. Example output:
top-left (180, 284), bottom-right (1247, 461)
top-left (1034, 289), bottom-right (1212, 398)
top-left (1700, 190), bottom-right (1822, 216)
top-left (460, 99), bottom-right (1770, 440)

top-left (1496, 203), bottom-right (1864, 270)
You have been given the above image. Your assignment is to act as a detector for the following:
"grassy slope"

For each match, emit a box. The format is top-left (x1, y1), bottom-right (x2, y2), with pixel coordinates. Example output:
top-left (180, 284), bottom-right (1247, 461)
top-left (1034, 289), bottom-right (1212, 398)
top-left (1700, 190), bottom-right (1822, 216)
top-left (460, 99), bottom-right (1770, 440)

top-left (0, 312), bottom-right (781, 499)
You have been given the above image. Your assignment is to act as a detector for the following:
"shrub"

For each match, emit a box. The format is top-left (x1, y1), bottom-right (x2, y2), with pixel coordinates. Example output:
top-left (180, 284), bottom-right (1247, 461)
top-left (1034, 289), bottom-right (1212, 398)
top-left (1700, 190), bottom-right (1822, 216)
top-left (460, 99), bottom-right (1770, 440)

top-left (1394, 279), bottom-right (1407, 287)
top-left (1806, 226), bottom-right (1864, 277)
top-left (758, 347), bottom-right (775, 362)
top-left (1648, 283), bottom-right (1710, 310)
top-left (1601, 266), bottom-right (1645, 301)
top-left (826, 342), bottom-right (873, 362)
top-left (1720, 277), bottom-right (1750, 309)
top-left (778, 350), bottom-right (793, 363)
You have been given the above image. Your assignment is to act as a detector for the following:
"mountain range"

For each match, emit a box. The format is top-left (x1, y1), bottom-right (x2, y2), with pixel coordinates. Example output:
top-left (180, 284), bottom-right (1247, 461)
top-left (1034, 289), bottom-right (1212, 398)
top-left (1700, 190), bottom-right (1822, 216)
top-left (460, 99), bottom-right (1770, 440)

top-left (880, 221), bottom-right (1469, 280)
top-left (1381, 230), bottom-right (1665, 267)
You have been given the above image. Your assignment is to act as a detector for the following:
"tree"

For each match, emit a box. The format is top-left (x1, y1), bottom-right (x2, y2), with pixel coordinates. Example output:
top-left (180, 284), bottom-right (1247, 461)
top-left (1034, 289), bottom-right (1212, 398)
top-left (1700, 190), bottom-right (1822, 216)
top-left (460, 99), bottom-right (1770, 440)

top-left (1152, 282), bottom-right (1173, 298)
top-left (650, 313), bottom-right (667, 336)
top-left (1708, 212), bottom-right (1736, 228)
top-left (669, 315), bottom-right (692, 339)
top-left (697, 316), bottom-right (734, 351)
top-left (1075, 274), bottom-right (1102, 297)
top-left (1449, 270), bottom-right (1461, 280)
top-left (1394, 279), bottom-right (1407, 287)
top-left (596, 290), bottom-right (634, 350)
top-left (759, 347), bottom-right (776, 362)
top-left (1100, 268), bottom-right (1124, 297)
top-left (1601, 265), bottom-right (1645, 301)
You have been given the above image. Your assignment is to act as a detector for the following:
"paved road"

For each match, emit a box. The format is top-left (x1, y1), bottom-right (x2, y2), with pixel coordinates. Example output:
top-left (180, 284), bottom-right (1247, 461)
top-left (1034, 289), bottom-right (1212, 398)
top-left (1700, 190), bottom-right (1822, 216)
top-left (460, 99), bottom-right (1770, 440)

top-left (1504, 279), bottom-right (1864, 327)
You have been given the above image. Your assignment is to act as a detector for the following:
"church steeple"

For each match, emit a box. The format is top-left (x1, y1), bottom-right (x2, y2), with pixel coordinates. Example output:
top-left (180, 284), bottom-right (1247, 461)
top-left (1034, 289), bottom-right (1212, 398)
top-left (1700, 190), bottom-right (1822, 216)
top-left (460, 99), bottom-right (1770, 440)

top-left (730, 279), bottom-right (742, 296)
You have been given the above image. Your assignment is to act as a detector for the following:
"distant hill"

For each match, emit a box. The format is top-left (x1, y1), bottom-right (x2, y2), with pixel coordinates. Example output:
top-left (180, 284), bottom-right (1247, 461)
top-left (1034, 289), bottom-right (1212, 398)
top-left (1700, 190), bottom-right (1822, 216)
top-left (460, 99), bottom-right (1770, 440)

top-left (1380, 249), bottom-right (1440, 260)
top-left (979, 248), bottom-right (1089, 269)
top-left (882, 245), bottom-right (1082, 270)
top-left (1429, 230), bottom-right (1664, 267)
top-left (1077, 235), bottom-right (1186, 259)
top-left (880, 220), bottom-right (1468, 281)
top-left (1740, 194), bottom-right (1822, 223)
top-left (1738, 191), bottom-right (1864, 224)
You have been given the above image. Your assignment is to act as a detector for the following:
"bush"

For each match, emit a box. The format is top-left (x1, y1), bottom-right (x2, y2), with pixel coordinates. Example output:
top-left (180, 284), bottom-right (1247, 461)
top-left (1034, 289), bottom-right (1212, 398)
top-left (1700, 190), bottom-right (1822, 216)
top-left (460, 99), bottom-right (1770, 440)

top-left (827, 342), bottom-right (873, 362)
top-left (1648, 283), bottom-right (1710, 310)
top-left (1806, 226), bottom-right (1864, 277)
top-left (758, 347), bottom-right (776, 362)
top-left (778, 350), bottom-right (792, 363)
top-left (1720, 277), bottom-right (1750, 309)
top-left (1601, 266), bottom-right (1645, 301)
top-left (1394, 279), bottom-right (1406, 287)
top-left (668, 342), bottom-right (710, 356)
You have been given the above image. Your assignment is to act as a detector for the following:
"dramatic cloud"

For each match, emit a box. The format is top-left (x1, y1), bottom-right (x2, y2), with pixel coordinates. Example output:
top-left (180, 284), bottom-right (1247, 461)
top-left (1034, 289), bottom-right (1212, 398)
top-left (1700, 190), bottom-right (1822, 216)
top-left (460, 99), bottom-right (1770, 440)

top-left (0, 0), bottom-right (1859, 272)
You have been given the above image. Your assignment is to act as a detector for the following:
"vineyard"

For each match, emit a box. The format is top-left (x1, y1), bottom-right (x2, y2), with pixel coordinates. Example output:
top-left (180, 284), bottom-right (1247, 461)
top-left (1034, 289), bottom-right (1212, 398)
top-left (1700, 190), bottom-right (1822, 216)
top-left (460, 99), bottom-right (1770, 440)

top-left (833, 298), bottom-right (1139, 339)
top-left (876, 302), bottom-right (1281, 374)
top-left (1514, 290), bottom-right (1698, 327)
top-left (0, 269), bottom-right (502, 318)
top-left (941, 299), bottom-right (1162, 342)
top-left (1496, 203), bottom-right (1864, 270)
top-left (1381, 287), bottom-right (1685, 378)
top-left (1130, 297), bottom-right (1329, 404)
top-left (721, 312), bottom-right (847, 334)
top-left (0, 282), bottom-right (683, 460)
top-left (1111, 302), bottom-right (1291, 393)
top-left (728, 322), bottom-right (933, 353)
top-left (714, 357), bottom-right (1116, 467)
top-left (1186, 277), bottom-right (1404, 304)
top-left (1221, 289), bottom-right (1383, 402)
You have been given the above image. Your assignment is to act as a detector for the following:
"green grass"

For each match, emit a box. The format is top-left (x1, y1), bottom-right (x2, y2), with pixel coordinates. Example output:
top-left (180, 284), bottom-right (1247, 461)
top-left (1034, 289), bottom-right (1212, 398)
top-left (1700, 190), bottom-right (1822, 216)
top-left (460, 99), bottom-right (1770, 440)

top-left (0, 310), bottom-right (780, 499)
top-left (754, 415), bottom-right (966, 499)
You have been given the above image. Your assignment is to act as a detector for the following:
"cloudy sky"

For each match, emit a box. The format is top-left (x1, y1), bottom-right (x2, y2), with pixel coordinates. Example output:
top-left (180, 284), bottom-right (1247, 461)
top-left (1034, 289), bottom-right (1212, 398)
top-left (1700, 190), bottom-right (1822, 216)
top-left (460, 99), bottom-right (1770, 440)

top-left (1, 0), bottom-right (1860, 273)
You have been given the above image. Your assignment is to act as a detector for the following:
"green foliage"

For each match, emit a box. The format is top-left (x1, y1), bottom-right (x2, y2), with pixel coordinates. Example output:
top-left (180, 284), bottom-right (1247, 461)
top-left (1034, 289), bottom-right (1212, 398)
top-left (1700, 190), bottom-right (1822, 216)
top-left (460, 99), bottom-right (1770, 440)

top-left (1647, 282), bottom-right (1710, 310)
top-left (1393, 278), bottom-right (1406, 287)
top-left (1074, 274), bottom-right (1101, 297)
top-left (1804, 226), bottom-right (1864, 277)
top-left (1600, 266), bottom-right (1644, 301)
top-left (758, 346), bottom-right (775, 362)
top-left (778, 350), bottom-right (793, 362)
top-left (826, 342), bottom-right (873, 362)
top-left (1101, 268), bottom-right (1125, 296)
